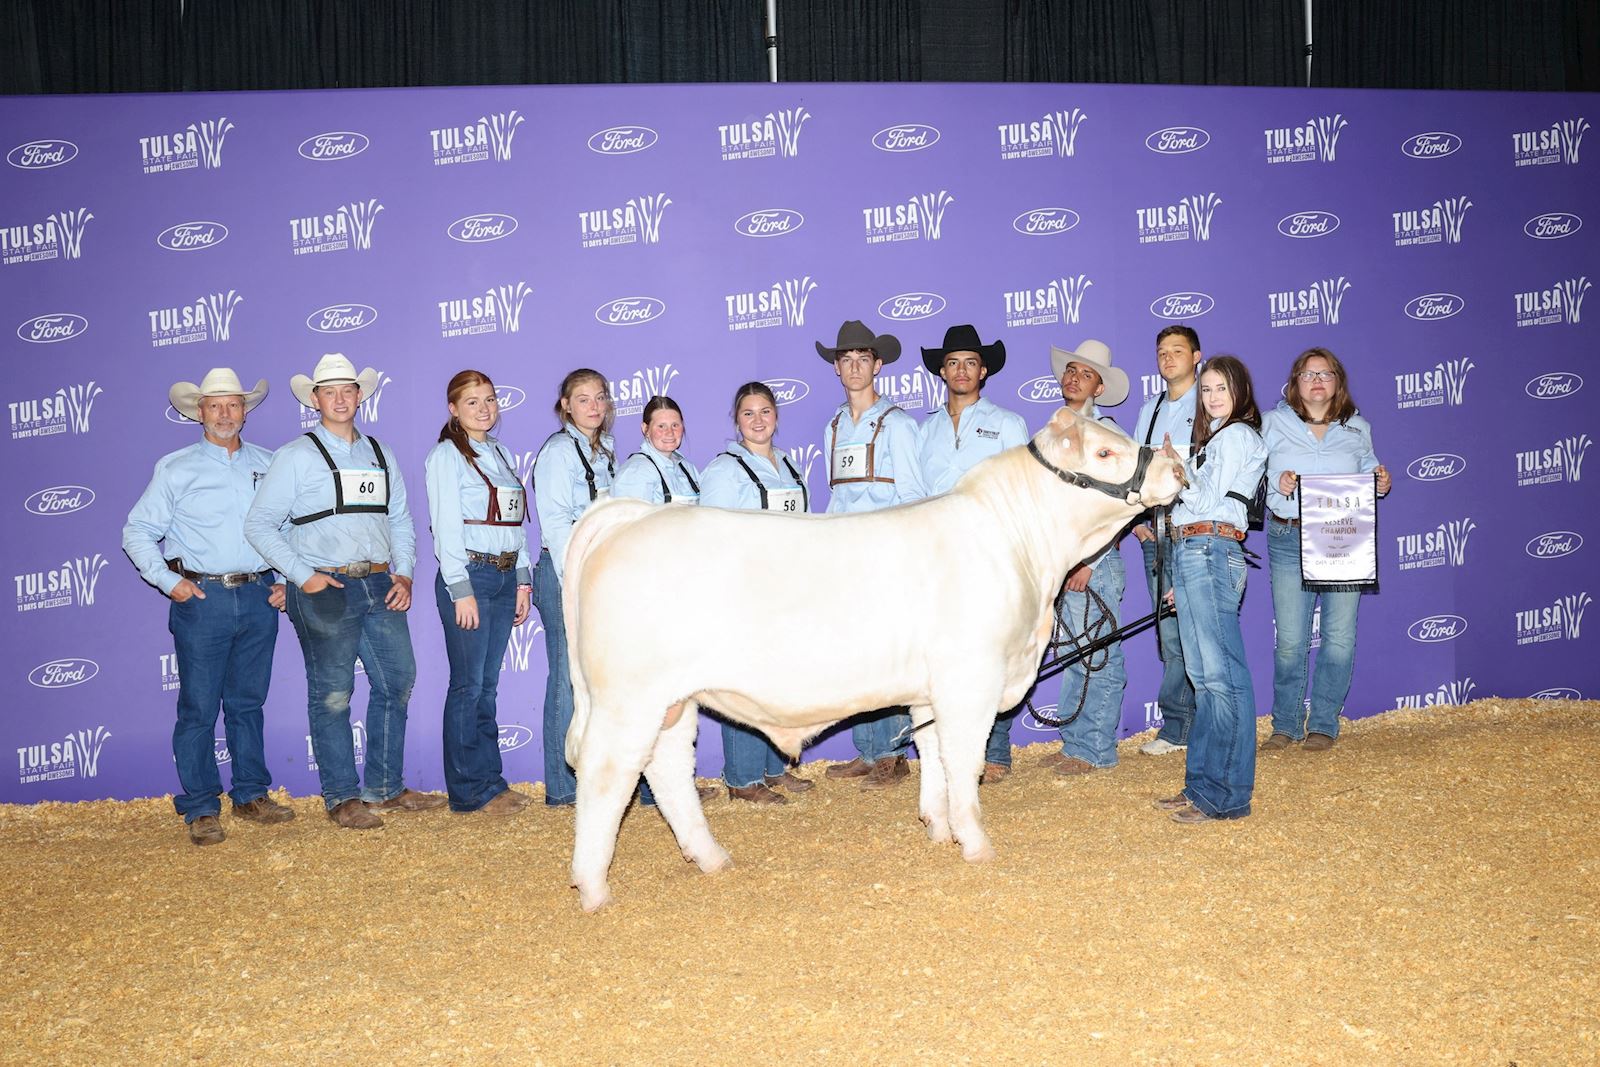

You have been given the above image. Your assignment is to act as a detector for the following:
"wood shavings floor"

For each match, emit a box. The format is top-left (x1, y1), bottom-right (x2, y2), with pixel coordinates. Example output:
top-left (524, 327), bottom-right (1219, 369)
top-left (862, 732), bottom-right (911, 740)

top-left (4, 699), bottom-right (1596, 1065)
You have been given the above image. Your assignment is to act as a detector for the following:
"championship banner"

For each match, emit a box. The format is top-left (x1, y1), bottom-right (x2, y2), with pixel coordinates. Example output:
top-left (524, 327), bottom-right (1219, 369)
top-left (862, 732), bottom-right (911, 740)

top-left (1298, 473), bottom-right (1378, 589)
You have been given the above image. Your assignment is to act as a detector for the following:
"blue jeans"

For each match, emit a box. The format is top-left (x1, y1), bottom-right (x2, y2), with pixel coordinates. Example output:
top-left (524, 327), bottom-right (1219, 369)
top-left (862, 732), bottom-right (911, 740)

top-left (168, 579), bottom-right (278, 821)
top-left (532, 550), bottom-right (577, 806)
top-left (285, 572), bottom-right (416, 810)
top-left (1053, 550), bottom-right (1128, 767)
top-left (1267, 518), bottom-right (1361, 740)
top-left (852, 708), bottom-right (911, 764)
top-left (435, 564), bottom-right (516, 811)
top-left (984, 707), bottom-right (1020, 766)
top-left (1143, 537), bottom-right (1196, 744)
top-left (1171, 535), bottom-right (1256, 819)
top-left (722, 719), bottom-right (786, 788)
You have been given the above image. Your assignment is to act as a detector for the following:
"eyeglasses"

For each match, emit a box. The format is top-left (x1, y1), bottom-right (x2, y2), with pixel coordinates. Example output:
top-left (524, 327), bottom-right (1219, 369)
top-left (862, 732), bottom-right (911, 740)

top-left (1297, 370), bottom-right (1336, 383)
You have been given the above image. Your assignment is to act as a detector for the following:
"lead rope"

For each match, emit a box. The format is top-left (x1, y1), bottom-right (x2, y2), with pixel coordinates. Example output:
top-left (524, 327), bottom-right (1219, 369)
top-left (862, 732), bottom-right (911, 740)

top-left (1023, 582), bottom-right (1116, 729)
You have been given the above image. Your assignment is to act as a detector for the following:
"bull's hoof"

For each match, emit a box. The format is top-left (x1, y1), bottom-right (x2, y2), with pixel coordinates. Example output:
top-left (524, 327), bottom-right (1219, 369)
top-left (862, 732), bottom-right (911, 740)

top-left (576, 882), bottom-right (613, 912)
top-left (693, 846), bottom-right (734, 874)
top-left (960, 839), bottom-right (997, 863)
top-left (920, 814), bottom-right (953, 844)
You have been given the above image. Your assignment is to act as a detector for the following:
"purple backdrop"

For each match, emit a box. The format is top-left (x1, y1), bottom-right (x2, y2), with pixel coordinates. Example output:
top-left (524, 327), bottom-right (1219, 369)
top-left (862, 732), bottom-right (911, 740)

top-left (3, 82), bottom-right (1594, 803)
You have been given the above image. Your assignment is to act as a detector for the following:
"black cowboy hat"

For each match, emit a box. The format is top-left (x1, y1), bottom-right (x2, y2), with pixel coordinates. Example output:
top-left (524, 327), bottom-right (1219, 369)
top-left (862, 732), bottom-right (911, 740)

top-left (815, 319), bottom-right (902, 365)
top-left (921, 323), bottom-right (1006, 376)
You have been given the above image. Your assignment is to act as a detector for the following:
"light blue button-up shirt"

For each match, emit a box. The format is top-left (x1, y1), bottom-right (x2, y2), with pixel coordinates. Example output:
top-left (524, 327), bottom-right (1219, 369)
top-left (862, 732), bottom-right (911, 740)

top-left (123, 438), bottom-right (275, 595)
top-left (244, 425), bottom-right (416, 587)
top-left (532, 424), bottom-right (616, 581)
top-left (699, 441), bottom-right (809, 512)
top-left (918, 395), bottom-right (1030, 496)
top-left (1171, 419), bottom-right (1268, 529)
top-left (424, 435), bottom-right (532, 601)
top-left (612, 442), bottom-right (702, 505)
top-left (1132, 384), bottom-right (1198, 457)
top-left (822, 398), bottom-right (927, 513)
top-left (1262, 401), bottom-right (1380, 521)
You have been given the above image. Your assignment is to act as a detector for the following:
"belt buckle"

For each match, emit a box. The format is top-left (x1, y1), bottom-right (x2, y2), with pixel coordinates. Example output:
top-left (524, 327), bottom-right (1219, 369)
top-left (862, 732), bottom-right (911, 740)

top-left (345, 561), bottom-right (372, 579)
top-left (221, 573), bottom-right (245, 589)
top-left (498, 551), bottom-right (516, 570)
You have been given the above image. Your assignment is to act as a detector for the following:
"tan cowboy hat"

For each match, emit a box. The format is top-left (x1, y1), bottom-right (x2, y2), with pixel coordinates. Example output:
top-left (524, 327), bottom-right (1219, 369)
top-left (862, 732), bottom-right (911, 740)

top-left (168, 368), bottom-right (269, 422)
top-left (290, 353), bottom-right (381, 408)
top-left (1050, 339), bottom-right (1129, 407)
top-left (815, 319), bottom-right (901, 365)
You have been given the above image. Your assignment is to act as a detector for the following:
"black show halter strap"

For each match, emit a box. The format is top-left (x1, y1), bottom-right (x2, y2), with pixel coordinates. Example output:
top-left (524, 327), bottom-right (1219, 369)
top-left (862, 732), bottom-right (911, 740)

top-left (1026, 438), bottom-right (1158, 507)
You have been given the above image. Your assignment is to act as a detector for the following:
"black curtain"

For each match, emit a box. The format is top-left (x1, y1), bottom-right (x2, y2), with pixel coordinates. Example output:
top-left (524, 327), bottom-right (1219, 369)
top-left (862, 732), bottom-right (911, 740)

top-left (2, 0), bottom-right (181, 94)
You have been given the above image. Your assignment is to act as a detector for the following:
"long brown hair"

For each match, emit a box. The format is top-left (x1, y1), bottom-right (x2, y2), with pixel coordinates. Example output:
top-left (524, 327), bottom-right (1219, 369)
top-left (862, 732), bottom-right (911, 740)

top-left (1192, 354), bottom-right (1262, 451)
top-left (1285, 346), bottom-right (1358, 425)
top-left (438, 369), bottom-right (495, 460)
top-left (553, 368), bottom-right (614, 460)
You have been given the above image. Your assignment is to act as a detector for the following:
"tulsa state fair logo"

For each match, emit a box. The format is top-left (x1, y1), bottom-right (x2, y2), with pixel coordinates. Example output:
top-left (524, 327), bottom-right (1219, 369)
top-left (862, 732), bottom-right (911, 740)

top-left (148, 290), bottom-right (243, 347)
top-left (786, 443), bottom-right (822, 489)
top-left (1, 208), bottom-right (93, 265)
top-left (156, 221), bottom-right (228, 252)
top-left (1515, 434), bottom-right (1589, 487)
top-left (1524, 371), bottom-right (1582, 400)
top-left (290, 199), bottom-right (384, 255)
top-left (1523, 212), bottom-right (1582, 240)
top-left (307, 722), bottom-right (366, 771)
top-left (8, 139), bottom-right (78, 169)
top-left (725, 277), bottom-right (816, 332)
top-left (140, 117), bottom-right (233, 173)
top-left (871, 124), bottom-right (940, 152)
top-left (580, 194), bottom-right (671, 248)
top-left (1515, 592), bottom-right (1590, 645)
top-left (1395, 517), bottom-right (1475, 571)
top-left (734, 208), bottom-right (804, 238)
top-left (1393, 197), bottom-right (1472, 246)
top-left (8, 382), bottom-right (101, 440)
top-left (609, 365), bottom-right (679, 418)
top-left (1394, 677), bottom-right (1476, 710)
top-left (159, 652), bottom-right (181, 692)
top-left (1401, 132), bottom-right (1463, 159)
top-left (437, 282), bottom-right (532, 339)
top-left (431, 111), bottom-right (524, 165)
top-left (719, 108), bottom-right (809, 161)
top-left (1526, 530), bottom-right (1582, 560)
top-left (1265, 113), bottom-right (1346, 163)
top-left (1512, 117), bottom-right (1588, 166)
top-left (504, 619), bottom-right (542, 673)
top-left (14, 553), bottom-right (109, 613)
top-left (16, 313), bottom-right (88, 344)
top-left (1277, 211), bottom-right (1340, 239)
top-left (998, 108), bottom-right (1087, 160)
top-left (358, 373), bottom-right (392, 424)
top-left (1268, 277), bottom-right (1350, 329)
top-left (1515, 277), bottom-right (1588, 328)
top-left (1136, 193), bottom-right (1221, 243)
top-left (862, 191), bottom-right (954, 244)
top-left (1394, 358), bottom-right (1473, 411)
top-left (1003, 274), bottom-right (1092, 329)
top-left (16, 726), bottom-right (112, 785)
top-left (875, 365), bottom-right (946, 414)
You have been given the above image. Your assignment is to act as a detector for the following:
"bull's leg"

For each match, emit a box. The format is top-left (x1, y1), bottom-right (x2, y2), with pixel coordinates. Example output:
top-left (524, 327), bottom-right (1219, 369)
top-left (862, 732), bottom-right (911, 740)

top-left (909, 704), bottom-right (952, 844)
top-left (570, 709), bottom-right (662, 912)
top-left (933, 700), bottom-right (999, 863)
top-left (642, 701), bottom-right (731, 875)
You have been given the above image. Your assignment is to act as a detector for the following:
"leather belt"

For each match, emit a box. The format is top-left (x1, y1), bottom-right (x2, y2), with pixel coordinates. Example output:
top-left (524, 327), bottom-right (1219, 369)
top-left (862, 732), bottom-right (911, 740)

top-left (318, 561), bottom-right (390, 578)
top-left (1170, 521), bottom-right (1247, 542)
top-left (167, 560), bottom-right (272, 589)
top-left (466, 550), bottom-right (519, 571)
top-left (1271, 514), bottom-right (1301, 527)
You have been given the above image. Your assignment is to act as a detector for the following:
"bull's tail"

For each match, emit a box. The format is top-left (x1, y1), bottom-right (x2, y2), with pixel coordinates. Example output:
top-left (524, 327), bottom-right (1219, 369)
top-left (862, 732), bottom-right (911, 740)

top-left (561, 497), bottom-right (654, 768)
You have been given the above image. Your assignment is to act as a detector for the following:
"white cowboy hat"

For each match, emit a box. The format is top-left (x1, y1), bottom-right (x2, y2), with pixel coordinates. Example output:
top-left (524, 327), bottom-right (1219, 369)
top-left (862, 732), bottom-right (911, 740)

top-left (290, 353), bottom-right (381, 408)
top-left (1050, 339), bottom-right (1129, 408)
top-left (168, 368), bottom-right (270, 422)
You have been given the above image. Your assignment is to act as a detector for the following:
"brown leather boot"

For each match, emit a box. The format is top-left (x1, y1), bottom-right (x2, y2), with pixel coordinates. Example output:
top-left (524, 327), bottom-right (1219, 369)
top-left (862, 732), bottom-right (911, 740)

top-left (233, 795), bottom-right (295, 824)
top-left (328, 797), bottom-right (383, 829)
top-left (188, 815), bottom-right (225, 846)
top-left (765, 770), bottom-right (815, 793)
top-left (479, 788), bottom-right (531, 815)
top-left (366, 788), bottom-right (447, 812)
top-left (824, 757), bottom-right (871, 779)
top-left (727, 782), bottom-right (787, 805)
top-left (981, 762), bottom-right (1011, 784)
top-left (859, 755), bottom-right (908, 791)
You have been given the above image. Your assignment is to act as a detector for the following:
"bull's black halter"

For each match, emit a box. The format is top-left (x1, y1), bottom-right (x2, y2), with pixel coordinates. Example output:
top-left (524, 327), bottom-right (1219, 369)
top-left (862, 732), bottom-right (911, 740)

top-left (1026, 439), bottom-right (1158, 507)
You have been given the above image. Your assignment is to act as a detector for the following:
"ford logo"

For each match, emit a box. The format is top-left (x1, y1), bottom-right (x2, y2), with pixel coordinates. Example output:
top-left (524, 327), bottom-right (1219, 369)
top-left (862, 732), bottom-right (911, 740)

top-left (1012, 208), bottom-right (1081, 236)
top-left (1401, 132), bottom-right (1463, 159)
top-left (16, 313), bottom-right (88, 344)
top-left (1145, 127), bottom-right (1210, 154)
top-left (595, 296), bottom-right (666, 326)
top-left (7, 139), bottom-right (79, 169)
top-left (447, 213), bottom-right (518, 243)
top-left (1277, 211), bottom-right (1340, 239)
top-left (1525, 530), bottom-right (1582, 559)
top-left (1531, 687), bottom-right (1582, 701)
top-left (1408, 614), bottom-right (1468, 643)
top-left (1149, 292), bottom-right (1215, 319)
top-left (297, 131), bottom-right (370, 161)
top-left (498, 723), bottom-right (534, 752)
top-left (495, 385), bottom-right (527, 412)
top-left (871, 124), bottom-right (941, 152)
top-left (1524, 371), bottom-right (1582, 399)
top-left (1021, 705), bottom-right (1061, 732)
top-left (28, 658), bottom-right (99, 689)
top-left (165, 405), bottom-right (192, 424)
top-left (734, 208), bottom-right (805, 238)
top-left (876, 292), bottom-right (946, 321)
top-left (156, 220), bottom-right (228, 252)
top-left (1017, 374), bottom-right (1064, 405)
top-left (587, 126), bottom-right (658, 155)
top-left (763, 378), bottom-right (810, 406)
top-left (1406, 453), bottom-right (1466, 482)
top-left (306, 303), bottom-right (378, 334)
top-left (1524, 212), bottom-right (1582, 240)
top-left (1404, 293), bottom-right (1466, 321)
top-left (24, 485), bottom-right (94, 516)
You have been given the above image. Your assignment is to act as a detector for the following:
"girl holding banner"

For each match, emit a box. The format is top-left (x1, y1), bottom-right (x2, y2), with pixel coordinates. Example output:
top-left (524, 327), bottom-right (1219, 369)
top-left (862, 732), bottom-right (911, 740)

top-left (1260, 348), bottom-right (1391, 753)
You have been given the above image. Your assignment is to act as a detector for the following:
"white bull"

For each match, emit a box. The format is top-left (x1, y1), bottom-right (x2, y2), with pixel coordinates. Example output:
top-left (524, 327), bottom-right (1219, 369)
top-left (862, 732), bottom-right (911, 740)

top-left (562, 406), bottom-right (1185, 910)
